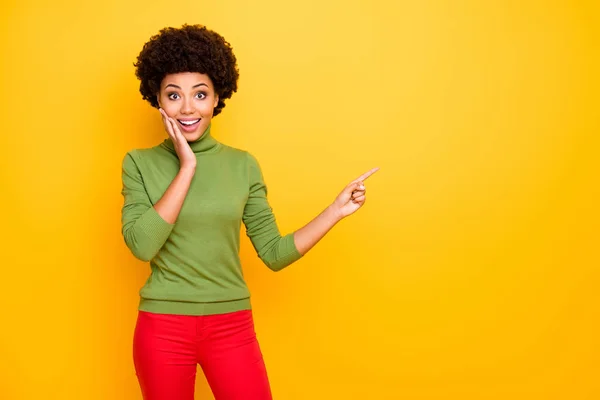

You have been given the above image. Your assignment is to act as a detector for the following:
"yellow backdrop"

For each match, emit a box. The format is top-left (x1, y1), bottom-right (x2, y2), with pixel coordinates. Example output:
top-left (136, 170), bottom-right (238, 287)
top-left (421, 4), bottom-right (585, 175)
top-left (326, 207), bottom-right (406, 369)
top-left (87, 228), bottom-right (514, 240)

top-left (1, 0), bottom-right (598, 399)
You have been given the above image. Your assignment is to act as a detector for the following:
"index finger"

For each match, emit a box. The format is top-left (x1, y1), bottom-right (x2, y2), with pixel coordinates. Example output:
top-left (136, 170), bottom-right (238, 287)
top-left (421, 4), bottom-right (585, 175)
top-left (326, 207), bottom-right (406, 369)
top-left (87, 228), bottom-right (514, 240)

top-left (353, 167), bottom-right (380, 183)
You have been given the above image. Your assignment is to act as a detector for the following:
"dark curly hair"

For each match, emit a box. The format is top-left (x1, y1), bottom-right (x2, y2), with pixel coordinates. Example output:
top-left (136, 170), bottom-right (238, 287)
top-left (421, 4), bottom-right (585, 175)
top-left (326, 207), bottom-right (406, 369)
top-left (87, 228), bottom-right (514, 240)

top-left (134, 24), bottom-right (239, 116)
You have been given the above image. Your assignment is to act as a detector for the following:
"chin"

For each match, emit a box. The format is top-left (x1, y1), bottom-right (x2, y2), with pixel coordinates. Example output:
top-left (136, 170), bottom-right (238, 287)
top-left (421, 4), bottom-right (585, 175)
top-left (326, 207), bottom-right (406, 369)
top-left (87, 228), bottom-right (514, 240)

top-left (182, 131), bottom-right (202, 142)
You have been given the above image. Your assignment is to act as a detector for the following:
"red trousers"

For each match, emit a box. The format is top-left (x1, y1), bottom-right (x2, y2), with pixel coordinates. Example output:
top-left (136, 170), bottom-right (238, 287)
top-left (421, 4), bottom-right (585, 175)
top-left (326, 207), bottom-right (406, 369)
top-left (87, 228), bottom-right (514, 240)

top-left (133, 309), bottom-right (273, 400)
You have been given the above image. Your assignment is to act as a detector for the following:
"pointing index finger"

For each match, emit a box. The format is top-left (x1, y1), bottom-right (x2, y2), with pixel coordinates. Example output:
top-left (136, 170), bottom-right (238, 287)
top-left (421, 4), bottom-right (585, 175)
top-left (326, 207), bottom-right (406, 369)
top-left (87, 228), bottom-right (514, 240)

top-left (353, 167), bottom-right (380, 183)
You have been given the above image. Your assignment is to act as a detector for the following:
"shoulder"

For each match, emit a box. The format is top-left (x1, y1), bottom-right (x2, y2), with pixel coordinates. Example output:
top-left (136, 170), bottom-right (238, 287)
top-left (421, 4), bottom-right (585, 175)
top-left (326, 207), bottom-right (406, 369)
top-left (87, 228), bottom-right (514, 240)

top-left (122, 148), bottom-right (139, 168)
top-left (219, 143), bottom-right (260, 166)
top-left (122, 143), bottom-right (170, 166)
top-left (218, 144), bottom-right (265, 185)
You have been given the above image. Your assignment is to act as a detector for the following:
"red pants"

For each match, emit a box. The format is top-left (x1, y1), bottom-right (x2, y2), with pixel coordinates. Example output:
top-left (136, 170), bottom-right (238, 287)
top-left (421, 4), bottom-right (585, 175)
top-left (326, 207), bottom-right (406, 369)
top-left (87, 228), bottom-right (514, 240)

top-left (133, 309), bottom-right (272, 400)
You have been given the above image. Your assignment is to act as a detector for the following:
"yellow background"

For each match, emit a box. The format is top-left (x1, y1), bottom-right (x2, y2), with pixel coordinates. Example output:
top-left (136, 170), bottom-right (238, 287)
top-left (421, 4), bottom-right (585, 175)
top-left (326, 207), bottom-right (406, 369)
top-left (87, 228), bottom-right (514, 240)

top-left (1, 0), bottom-right (598, 399)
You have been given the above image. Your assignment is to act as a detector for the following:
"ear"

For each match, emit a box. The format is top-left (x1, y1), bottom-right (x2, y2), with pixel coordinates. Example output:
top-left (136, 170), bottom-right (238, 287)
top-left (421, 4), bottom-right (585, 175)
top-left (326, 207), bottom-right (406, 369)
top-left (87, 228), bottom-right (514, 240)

top-left (156, 94), bottom-right (162, 108)
top-left (214, 94), bottom-right (219, 108)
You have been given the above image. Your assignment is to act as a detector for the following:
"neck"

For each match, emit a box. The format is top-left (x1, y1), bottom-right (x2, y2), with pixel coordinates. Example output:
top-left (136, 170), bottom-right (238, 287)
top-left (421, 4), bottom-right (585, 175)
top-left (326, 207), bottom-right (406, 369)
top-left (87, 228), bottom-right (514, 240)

top-left (161, 124), bottom-right (220, 154)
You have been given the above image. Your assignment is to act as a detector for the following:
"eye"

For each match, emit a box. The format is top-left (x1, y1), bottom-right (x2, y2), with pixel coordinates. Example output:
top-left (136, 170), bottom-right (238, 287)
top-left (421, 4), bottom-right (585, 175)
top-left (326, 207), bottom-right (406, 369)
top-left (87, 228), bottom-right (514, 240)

top-left (167, 92), bottom-right (180, 100)
top-left (196, 92), bottom-right (207, 99)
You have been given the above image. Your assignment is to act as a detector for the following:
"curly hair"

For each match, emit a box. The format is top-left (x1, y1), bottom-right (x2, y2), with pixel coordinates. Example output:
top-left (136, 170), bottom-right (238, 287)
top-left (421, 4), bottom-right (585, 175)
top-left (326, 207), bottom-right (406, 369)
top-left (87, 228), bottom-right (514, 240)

top-left (134, 24), bottom-right (239, 116)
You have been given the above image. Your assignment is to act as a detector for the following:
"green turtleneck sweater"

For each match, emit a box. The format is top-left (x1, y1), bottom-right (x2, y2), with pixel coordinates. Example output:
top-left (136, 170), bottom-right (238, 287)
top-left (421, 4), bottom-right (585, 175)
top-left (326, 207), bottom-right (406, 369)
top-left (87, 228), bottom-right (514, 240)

top-left (120, 125), bottom-right (302, 315)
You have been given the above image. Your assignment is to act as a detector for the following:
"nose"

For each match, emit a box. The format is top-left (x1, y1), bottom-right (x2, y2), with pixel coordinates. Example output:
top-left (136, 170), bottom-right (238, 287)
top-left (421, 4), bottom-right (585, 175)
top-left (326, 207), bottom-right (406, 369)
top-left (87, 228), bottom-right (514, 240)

top-left (180, 97), bottom-right (195, 115)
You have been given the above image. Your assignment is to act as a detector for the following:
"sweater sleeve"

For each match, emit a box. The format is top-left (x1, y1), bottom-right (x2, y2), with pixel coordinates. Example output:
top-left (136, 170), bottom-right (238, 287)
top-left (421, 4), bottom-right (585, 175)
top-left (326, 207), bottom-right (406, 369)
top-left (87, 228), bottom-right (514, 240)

top-left (120, 151), bottom-right (175, 262)
top-left (242, 152), bottom-right (303, 271)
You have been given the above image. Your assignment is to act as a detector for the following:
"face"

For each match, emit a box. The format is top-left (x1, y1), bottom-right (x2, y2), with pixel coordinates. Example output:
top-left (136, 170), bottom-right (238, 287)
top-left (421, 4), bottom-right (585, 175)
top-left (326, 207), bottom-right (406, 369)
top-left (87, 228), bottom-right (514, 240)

top-left (157, 72), bottom-right (219, 142)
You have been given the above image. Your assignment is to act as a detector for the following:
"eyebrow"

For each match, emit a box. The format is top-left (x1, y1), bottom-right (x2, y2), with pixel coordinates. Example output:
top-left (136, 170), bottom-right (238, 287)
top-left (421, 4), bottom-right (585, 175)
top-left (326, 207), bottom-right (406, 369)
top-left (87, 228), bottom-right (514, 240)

top-left (165, 83), bottom-right (209, 89)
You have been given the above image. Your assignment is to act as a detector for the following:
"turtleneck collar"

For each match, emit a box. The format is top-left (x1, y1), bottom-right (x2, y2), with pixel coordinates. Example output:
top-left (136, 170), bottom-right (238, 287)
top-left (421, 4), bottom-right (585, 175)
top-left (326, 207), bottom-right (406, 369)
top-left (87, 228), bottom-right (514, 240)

top-left (160, 124), bottom-right (221, 155)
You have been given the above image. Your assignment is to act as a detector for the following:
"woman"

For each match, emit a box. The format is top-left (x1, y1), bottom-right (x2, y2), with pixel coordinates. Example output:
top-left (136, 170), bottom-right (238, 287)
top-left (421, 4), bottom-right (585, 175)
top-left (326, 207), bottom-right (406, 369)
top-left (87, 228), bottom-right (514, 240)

top-left (121, 24), bottom-right (378, 400)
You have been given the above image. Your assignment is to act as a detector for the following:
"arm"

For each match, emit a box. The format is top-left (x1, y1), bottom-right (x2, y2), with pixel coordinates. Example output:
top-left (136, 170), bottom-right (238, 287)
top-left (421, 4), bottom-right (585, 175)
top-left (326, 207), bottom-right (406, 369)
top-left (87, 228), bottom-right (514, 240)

top-left (242, 153), bottom-right (302, 271)
top-left (153, 166), bottom-right (195, 224)
top-left (243, 152), bottom-right (378, 271)
top-left (120, 151), bottom-right (176, 262)
top-left (293, 167), bottom-right (379, 255)
top-left (121, 109), bottom-right (197, 261)
top-left (292, 205), bottom-right (342, 255)
top-left (154, 108), bottom-right (198, 224)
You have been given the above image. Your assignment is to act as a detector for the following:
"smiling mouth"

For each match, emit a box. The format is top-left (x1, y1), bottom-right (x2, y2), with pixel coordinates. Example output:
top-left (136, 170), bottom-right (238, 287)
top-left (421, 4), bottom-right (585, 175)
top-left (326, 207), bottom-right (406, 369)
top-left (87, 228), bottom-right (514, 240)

top-left (178, 119), bottom-right (200, 126)
top-left (177, 119), bottom-right (202, 132)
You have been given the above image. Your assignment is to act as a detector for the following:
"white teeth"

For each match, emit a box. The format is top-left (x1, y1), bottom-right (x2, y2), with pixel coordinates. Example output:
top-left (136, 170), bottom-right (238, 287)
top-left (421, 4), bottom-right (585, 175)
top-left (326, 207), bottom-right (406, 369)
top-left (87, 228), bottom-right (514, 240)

top-left (179, 119), bottom-right (200, 126)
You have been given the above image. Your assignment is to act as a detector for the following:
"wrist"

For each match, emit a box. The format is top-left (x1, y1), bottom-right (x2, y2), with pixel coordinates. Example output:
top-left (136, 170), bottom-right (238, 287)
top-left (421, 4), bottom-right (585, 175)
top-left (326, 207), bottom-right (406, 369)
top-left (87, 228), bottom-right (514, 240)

top-left (179, 164), bottom-right (196, 176)
top-left (326, 204), bottom-right (344, 223)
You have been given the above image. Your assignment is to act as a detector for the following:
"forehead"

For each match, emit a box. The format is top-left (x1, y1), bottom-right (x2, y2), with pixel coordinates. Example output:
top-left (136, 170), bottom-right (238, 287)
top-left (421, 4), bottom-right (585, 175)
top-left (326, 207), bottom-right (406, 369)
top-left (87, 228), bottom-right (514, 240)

top-left (161, 72), bottom-right (213, 88)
